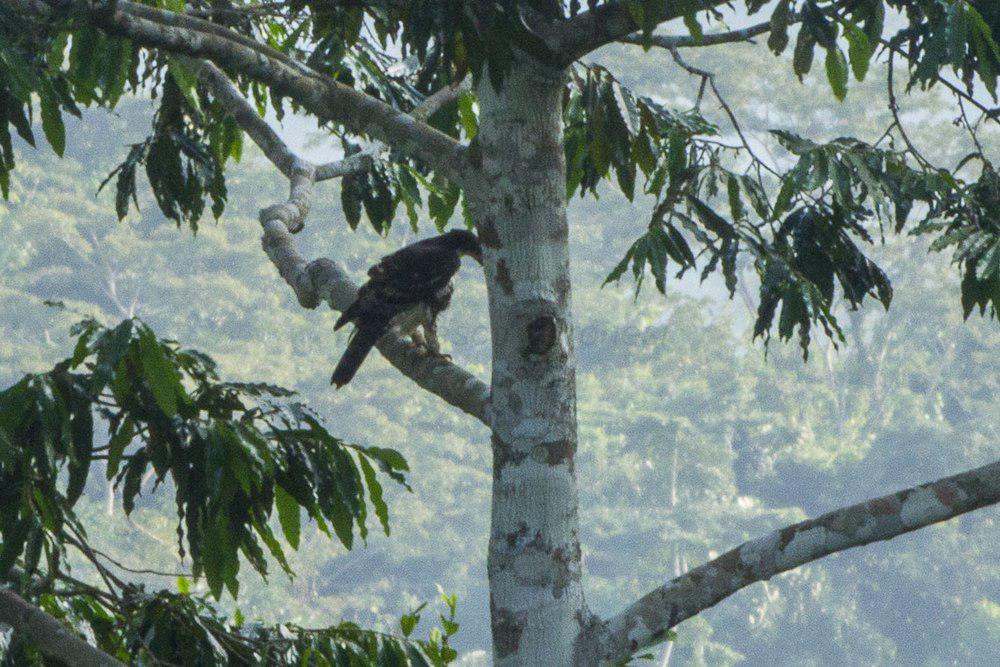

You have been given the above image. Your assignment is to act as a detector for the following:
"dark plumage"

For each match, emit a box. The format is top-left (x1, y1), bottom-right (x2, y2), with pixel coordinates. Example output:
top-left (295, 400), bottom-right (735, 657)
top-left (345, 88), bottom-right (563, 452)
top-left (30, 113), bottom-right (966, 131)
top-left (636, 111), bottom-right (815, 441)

top-left (330, 229), bottom-right (482, 387)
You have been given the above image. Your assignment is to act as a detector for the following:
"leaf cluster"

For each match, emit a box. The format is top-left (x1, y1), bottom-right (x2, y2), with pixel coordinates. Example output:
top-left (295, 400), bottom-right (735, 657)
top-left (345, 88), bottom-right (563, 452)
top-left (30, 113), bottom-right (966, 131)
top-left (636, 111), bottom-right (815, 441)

top-left (565, 52), bottom-right (998, 356)
top-left (102, 75), bottom-right (236, 230)
top-left (0, 317), bottom-right (407, 601)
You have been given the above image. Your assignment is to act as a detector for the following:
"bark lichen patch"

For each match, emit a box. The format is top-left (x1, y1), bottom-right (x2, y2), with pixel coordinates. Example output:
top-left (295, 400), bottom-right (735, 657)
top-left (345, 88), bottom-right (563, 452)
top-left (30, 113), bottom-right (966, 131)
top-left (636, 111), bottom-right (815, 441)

top-left (738, 532), bottom-right (779, 571)
top-left (478, 219), bottom-right (502, 248)
top-left (528, 132), bottom-right (565, 172)
top-left (715, 549), bottom-right (754, 586)
top-left (492, 433), bottom-right (527, 471)
top-left (531, 439), bottom-right (575, 467)
top-left (555, 273), bottom-right (571, 305)
top-left (932, 481), bottom-right (962, 506)
top-left (551, 540), bottom-right (582, 599)
top-left (868, 494), bottom-right (902, 516)
top-left (466, 135), bottom-right (483, 169)
top-left (826, 504), bottom-right (870, 536)
top-left (505, 523), bottom-right (530, 548)
top-left (491, 604), bottom-right (526, 659)
top-left (496, 259), bottom-right (514, 294)
top-left (526, 315), bottom-right (558, 355)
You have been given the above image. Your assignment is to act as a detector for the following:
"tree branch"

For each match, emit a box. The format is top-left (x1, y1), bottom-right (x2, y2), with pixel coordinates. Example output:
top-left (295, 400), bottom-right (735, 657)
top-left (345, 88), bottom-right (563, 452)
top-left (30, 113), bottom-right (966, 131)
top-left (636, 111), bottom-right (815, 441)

top-left (551, 0), bottom-right (732, 65)
top-left (314, 76), bottom-right (471, 182)
top-left (189, 62), bottom-right (491, 425)
top-left (0, 588), bottom-right (124, 667)
top-left (588, 457), bottom-right (1000, 663)
top-left (621, 18), bottom-right (776, 50)
top-left (15, 0), bottom-right (472, 185)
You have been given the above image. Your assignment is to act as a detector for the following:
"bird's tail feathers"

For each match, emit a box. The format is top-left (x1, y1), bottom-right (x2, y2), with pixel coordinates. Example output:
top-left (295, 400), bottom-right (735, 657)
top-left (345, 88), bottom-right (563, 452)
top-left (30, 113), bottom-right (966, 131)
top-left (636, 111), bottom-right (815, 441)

top-left (334, 302), bottom-right (359, 331)
top-left (331, 317), bottom-right (388, 388)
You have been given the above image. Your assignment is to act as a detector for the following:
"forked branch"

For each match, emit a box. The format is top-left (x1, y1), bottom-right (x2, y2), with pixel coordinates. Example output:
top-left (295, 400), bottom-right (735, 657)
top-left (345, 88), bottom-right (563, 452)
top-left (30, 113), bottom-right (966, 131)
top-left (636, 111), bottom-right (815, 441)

top-left (192, 62), bottom-right (491, 425)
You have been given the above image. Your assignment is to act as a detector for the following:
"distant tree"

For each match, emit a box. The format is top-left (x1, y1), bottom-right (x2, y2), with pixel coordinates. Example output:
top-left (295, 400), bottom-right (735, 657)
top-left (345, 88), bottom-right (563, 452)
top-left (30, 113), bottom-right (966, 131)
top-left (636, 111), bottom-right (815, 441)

top-left (1, 1), bottom-right (999, 664)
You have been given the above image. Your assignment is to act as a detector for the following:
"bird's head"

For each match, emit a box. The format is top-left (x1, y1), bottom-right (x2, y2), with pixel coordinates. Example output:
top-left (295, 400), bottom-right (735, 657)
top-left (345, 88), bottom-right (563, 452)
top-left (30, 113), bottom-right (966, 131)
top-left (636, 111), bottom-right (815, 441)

top-left (445, 229), bottom-right (483, 265)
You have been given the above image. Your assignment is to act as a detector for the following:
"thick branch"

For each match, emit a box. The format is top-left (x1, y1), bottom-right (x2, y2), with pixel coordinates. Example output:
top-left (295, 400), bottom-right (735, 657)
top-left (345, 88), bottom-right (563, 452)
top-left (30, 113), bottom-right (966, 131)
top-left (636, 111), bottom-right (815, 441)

top-left (621, 18), bottom-right (776, 50)
top-left (18, 0), bottom-right (471, 185)
top-left (189, 58), bottom-right (301, 177)
top-left (0, 588), bottom-right (124, 667)
top-left (551, 0), bottom-right (732, 64)
top-left (589, 458), bottom-right (1000, 663)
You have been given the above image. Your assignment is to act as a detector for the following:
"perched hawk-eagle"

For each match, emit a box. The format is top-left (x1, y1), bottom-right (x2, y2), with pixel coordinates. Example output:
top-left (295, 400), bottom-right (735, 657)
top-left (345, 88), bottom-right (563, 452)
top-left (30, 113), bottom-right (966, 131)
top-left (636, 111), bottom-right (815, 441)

top-left (330, 229), bottom-right (482, 387)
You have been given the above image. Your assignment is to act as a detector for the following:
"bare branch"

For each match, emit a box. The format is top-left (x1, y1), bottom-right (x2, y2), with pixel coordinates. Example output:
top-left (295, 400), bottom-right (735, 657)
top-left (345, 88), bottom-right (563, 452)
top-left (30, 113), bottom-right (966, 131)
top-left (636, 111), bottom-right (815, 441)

top-left (621, 19), bottom-right (776, 50)
top-left (411, 77), bottom-right (474, 123)
top-left (189, 59), bottom-right (301, 177)
top-left (314, 76), bottom-right (471, 182)
top-left (588, 458), bottom-right (1000, 663)
top-left (551, 0), bottom-right (732, 65)
top-left (0, 589), bottom-right (124, 667)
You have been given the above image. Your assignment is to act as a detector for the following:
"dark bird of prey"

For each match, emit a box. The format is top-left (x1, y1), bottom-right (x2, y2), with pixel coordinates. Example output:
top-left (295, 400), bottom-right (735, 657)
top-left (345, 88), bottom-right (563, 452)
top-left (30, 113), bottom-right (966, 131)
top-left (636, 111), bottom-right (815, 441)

top-left (330, 229), bottom-right (482, 387)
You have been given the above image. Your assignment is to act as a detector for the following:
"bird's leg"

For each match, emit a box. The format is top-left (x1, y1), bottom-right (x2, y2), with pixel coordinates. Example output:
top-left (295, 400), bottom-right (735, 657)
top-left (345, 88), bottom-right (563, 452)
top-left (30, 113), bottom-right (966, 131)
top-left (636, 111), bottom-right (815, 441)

top-left (409, 326), bottom-right (427, 349)
top-left (419, 316), bottom-right (451, 361)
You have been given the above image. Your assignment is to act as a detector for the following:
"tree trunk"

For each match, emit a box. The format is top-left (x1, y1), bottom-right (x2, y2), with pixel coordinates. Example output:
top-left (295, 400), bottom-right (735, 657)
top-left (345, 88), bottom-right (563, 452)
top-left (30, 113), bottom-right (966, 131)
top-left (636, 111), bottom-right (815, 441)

top-left (468, 58), bottom-right (591, 664)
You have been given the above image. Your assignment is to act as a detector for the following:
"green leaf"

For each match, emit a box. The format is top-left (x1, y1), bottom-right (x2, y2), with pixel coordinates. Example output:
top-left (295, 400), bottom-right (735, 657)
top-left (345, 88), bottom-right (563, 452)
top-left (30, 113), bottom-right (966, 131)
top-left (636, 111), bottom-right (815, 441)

top-left (863, 1), bottom-right (885, 45)
top-left (48, 31), bottom-right (69, 71)
top-left (65, 395), bottom-right (93, 504)
top-left (773, 176), bottom-right (797, 221)
top-left (457, 92), bottom-right (478, 139)
top-left (401, 613), bottom-right (419, 638)
top-left (38, 88), bottom-right (65, 157)
top-left (825, 47), bottom-right (849, 100)
top-left (137, 326), bottom-right (180, 416)
top-left (683, 13), bottom-right (703, 44)
top-left (793, 30), bottom-right (817, 81)
top-left (105, 416), bottom-right (134, 480)
top-left (274, 484), bottom-right (301, 550)
top-left (440, 617), bottom-right (459, 637)
top-left (727, 174), bottom-right (745, 223)
top-left (0, 517), bottom-right (31, 577)
top-left (844, 23), bottom-right (873, 81)
top-left (768, 0), bottom-right (791, 55)
top-left (167, 57), bottom-right (202, 115)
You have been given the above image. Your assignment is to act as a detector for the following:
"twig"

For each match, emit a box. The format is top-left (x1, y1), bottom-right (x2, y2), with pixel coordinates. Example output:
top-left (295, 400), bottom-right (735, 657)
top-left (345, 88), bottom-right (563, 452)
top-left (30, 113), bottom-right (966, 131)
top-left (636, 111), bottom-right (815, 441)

top-left (886, 51), bottom-right (934, 170)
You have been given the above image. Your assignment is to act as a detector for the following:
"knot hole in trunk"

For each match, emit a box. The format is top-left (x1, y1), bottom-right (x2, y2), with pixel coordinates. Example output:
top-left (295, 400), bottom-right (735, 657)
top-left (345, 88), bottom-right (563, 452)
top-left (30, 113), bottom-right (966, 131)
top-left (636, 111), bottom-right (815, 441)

top-left (525, 315), bottom-right (558, 356)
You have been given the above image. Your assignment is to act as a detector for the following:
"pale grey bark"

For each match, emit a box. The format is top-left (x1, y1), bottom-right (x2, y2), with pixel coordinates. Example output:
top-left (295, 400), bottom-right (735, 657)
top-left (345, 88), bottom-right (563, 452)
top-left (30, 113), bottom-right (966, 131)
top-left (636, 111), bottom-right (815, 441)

top-left (0, 589), bottom-right (124, 667)
top-left (465, 59), bottom-right (589, 665)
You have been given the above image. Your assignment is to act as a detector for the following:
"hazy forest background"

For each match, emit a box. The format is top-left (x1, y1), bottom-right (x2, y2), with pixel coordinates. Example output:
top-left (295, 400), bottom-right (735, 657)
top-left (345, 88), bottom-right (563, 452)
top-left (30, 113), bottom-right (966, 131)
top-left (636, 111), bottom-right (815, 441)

top-left (2, 28), bottom-right (998, 666)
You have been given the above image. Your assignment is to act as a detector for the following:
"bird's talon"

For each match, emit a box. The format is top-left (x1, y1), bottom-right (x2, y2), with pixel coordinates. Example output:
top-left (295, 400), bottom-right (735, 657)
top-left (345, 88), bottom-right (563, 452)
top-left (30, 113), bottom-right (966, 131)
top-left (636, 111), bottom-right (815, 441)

top-left (419, 345), bottom-right (451, 361)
